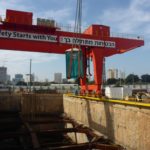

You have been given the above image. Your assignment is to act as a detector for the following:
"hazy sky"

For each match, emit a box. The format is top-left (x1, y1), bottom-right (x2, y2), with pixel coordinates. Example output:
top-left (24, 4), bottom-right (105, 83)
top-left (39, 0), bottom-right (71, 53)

top-left (0, 0), bottom-right (150, 81)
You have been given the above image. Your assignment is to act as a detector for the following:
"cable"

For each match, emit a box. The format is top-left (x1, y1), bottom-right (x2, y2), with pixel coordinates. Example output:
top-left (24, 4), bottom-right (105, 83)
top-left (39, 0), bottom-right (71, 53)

top-left (68, 0), bottom-right (83, 79)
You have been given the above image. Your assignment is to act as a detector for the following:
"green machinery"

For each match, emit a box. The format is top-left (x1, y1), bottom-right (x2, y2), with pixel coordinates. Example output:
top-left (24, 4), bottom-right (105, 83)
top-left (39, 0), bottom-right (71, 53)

top-left (66, 49), bottom-right (84, 79)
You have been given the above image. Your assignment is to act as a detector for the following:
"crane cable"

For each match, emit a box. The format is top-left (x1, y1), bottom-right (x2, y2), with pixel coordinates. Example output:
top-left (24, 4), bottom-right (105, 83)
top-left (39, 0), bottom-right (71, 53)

top-left (75, 0), bottom-right (82, 78)
top-left (68, 0), bottom-right (82, 79)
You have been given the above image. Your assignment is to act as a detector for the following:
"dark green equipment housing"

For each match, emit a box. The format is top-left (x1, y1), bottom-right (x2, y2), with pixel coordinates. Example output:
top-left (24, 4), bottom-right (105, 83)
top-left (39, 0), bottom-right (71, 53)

top-left (66, 49), bottom-right (84, 79)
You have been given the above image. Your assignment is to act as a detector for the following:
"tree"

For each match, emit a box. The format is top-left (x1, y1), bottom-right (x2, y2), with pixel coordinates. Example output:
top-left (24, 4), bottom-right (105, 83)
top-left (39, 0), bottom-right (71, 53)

top-left (115, 78), bottom-right (125, 86)
top-left (141, 74), bottom-right (150, 83)
top-left (125, 74), bottom-right (140, 84)
top-left (16, 81), bottom-right (27, 86)
top-left (44, 78), bottom-right (50, 86)
top-left (106, 78), bottom-right (117, 85)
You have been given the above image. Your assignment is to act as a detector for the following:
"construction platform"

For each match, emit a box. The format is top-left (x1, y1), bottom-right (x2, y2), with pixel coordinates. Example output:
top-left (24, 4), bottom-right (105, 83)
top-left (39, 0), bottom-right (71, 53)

top-left (0, 111), bottom-right (123, 150)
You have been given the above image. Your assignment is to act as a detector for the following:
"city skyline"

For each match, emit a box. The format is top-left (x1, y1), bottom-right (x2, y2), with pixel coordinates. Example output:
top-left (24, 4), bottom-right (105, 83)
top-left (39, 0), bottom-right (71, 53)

top-left (0, 65), bottom-right (64, 82)
top-left (1, 65), bottom-right (149, 83)
top-left (0, 0), bottom-right (150, 80)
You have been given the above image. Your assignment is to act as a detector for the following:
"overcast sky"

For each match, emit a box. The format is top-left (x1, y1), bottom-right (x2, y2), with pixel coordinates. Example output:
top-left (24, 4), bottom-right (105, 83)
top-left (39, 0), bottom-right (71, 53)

top-left (0, 0), bottom-right (150, 81)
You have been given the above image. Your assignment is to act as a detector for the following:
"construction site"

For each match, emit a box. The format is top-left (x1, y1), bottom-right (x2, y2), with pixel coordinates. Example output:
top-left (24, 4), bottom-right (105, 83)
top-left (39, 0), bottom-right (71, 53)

top-left (0, 0), bottom-right (150, 150)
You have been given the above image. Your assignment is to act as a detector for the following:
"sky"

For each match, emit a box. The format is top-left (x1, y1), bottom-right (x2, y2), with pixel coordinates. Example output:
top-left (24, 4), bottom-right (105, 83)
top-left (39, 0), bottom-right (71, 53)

top-left (0, 0), bottom-right (150, 81)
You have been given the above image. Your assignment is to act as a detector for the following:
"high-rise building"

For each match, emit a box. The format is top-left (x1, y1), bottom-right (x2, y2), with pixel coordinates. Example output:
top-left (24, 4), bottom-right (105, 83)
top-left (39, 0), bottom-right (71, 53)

top-left (13, 74), bottom-right (24, 84)
top-left (6, 75), bottom-right (11, 82)
top-left (54, 73), bottom-right (62, 83)
top-left (108, 69), bottom-right (118, 79)
top-left (0, 67), bottom-right (7, 83)
top-left (120, 71), bottom-right (126, 79)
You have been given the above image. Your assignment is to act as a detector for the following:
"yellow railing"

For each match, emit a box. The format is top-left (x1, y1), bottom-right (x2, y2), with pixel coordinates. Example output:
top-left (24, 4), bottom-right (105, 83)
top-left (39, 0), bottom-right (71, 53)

top-left (65, 94), bottom-right (150, 108)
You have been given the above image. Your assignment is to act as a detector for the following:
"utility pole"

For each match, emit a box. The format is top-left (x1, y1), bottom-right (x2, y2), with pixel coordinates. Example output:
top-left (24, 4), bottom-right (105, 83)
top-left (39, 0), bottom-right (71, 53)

top-left (29, 59), bottom-right (32, 92)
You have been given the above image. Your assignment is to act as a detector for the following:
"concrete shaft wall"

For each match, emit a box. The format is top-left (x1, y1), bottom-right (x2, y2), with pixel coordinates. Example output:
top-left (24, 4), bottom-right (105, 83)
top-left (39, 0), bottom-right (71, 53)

top-left (63, 95), bottom-right (150, 150)
top-left (0, 94), bottom-right (21, 111)
top-left (0, 94), bottom-right (63, 115)
top-left (21, 94), bottom-right (63, 115)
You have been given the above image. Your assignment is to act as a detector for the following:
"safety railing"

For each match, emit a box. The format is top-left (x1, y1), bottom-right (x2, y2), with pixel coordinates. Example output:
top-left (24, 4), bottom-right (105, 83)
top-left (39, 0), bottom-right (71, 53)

top-left (110, 32), bottom-right (144, 40)
top-left (0, 15), bottom-right (144, 40)
top-left (66, 94), bottom-right (150, 108)
top-left (0, 15), bottom-right (86, 32)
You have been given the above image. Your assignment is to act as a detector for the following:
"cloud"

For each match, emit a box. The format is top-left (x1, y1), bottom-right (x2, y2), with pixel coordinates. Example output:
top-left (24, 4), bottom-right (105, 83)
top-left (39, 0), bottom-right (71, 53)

top-left (0, 50), bottom-right (60, 77)
top-left (94, 0), bottom-right (150, 76)
top-left (0, 51), bottom-right (59, 64)
top-left (0, 0), bottom-right (34, 17)
top-left (0, 0), bottom-right (73, 25)
top-left (97, 0), bottom-right (150, 53)
top-left (98, 0), bottom-right (150, 34)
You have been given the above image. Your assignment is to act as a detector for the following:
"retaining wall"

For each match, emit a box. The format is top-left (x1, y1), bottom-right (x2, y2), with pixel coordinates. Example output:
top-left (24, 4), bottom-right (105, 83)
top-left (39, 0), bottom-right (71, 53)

top-left (0, 94), bottom-right (63, 115)
top-left (63, 95), bottom-right (150, 150)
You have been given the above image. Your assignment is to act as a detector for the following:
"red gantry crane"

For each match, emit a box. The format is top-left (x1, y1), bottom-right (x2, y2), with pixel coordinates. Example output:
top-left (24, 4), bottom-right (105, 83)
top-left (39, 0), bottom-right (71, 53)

top-left (0, 9), bottom-right (144, 95)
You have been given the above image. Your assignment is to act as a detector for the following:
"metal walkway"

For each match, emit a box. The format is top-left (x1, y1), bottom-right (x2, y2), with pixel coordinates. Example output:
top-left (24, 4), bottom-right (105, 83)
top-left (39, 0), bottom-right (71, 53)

top-left (0, 111), bottom-right (123, 150)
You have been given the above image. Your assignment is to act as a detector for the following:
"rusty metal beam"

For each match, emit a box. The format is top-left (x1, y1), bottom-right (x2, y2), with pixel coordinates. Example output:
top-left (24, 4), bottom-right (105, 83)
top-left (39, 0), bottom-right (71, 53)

top-left (63, 117), bottom-right (102, 139)
top-left (93, 143), bottom-right (123, 150)
top-left (37, 128), bottom-right (78, 135)
top-left (48, 143), bottom-right (123, 150)
top-left (24, 122), bottom-right (40, 149)
top-left (41, 141), bottom-right (73, 147)
top-left (0, 128), bottom-right (78, 139)
top-left (27, 119), bottom-right (72, 124)
top-left (0, 112), bottom-right (123, 150)
top-left (48, 143), bottom-right (91, 150)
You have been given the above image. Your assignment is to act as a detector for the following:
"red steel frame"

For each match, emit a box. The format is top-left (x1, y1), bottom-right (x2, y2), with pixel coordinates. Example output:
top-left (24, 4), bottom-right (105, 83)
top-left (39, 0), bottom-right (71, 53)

top-left (0, 10), bottom-right (144, 95)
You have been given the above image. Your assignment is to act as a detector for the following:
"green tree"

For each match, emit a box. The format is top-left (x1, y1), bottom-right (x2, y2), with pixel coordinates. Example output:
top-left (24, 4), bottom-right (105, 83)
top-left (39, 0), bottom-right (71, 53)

top-left (125, 74), bottom-right (139, 84)
top-left (115, 78), bottom-right (125, 86)
top-left (141, 74), bottom-right (150, 83)
top-left (43, 78), bottom-right (50, 86)
top-left (106, 78), bottom-right (117, 85)
top-left (16, 81), bottom-right (27, 86)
